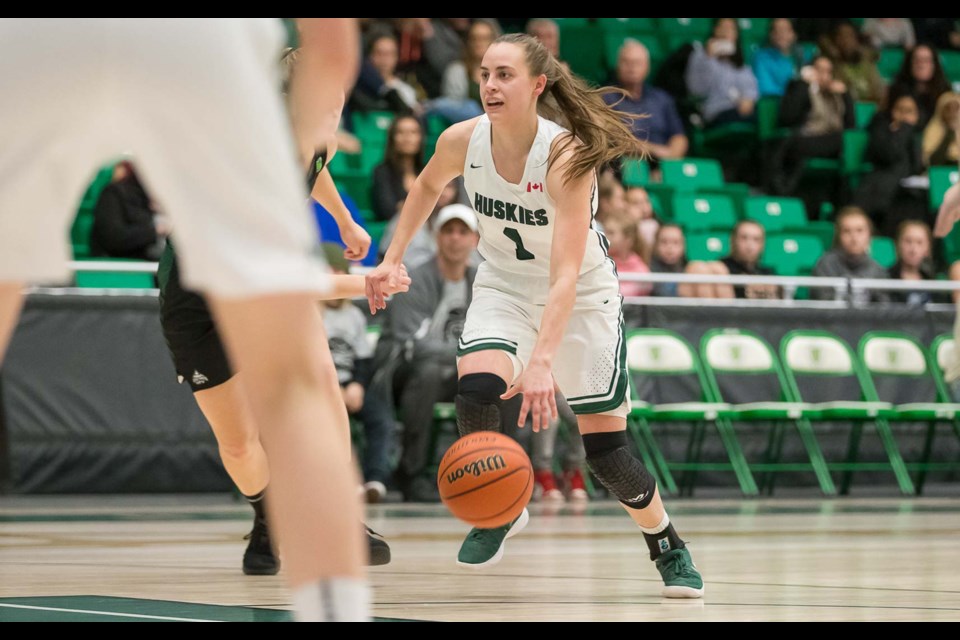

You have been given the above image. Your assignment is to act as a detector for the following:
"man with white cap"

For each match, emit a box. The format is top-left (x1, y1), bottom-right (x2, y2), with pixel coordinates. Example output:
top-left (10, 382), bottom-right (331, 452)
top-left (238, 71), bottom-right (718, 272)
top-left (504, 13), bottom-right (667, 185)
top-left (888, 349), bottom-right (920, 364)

top-left (362, 204), bottom-right (480, 502)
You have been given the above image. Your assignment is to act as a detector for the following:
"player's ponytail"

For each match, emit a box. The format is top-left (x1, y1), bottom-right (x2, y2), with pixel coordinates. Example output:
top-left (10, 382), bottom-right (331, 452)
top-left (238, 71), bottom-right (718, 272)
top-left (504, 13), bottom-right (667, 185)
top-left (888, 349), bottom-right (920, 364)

top-left (494, 33), bottom-right (647, 184)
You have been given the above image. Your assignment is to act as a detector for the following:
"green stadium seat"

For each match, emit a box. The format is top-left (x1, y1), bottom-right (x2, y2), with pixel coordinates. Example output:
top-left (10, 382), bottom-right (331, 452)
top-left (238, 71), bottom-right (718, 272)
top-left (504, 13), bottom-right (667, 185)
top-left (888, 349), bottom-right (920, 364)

top-left (803, 220), bottom-right (836, 249)
top-left (553, 18), bottom-right (590, 28)
top-left (658, 18), bottom-right (712, 41)
top-left (929, 165), bottom-right (959, 209)
top-left (859, 331), bottom-right (960, 493)
top-left (626, 328), bottom-right (752, 496)
top-left (757, 96), bottom-right (788, 141)
top-left (744, 197), bottom-right (808, 233)
top-left (737, 18), bottom-right (771, 45)
top-left (621, 158), bottom-right (650, 187)
top-left (941, 51), bottom-right (960, 83)
top-left (700, 328), bottom-right (835, 495)
top-left (644, 184), bottom-right (676, 219)
top-left (878, 48), bottom-right (905, 80)
top-left (780, 330), bottom-right (915, 495)
top-left (672, 194), bottom-right (737, 232)
top-left (351, 111), bottom-right (394, 148)
top-left (685, 232), bottom-right (729, 261)
top-left (597, 18), bottom-right (658, 33)
top-left (762, 234), bottom-right (824, 276)
top-left (854, 101), bottom-right (877, 129)
top-left (869, 236), bottom-right (896, 269)
top-left (559, 23), bottom-right (607, 85)
top-left (661, 158), bottom-right (725, 191)
top-left (842, 129), bottom-right (872, 176)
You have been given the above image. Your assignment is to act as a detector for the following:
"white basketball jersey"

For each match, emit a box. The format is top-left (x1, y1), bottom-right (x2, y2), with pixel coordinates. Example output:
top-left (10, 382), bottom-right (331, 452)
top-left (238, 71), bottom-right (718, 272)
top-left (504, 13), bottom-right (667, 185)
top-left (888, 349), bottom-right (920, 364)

top-left (463, 115), bottom-right (608, 282)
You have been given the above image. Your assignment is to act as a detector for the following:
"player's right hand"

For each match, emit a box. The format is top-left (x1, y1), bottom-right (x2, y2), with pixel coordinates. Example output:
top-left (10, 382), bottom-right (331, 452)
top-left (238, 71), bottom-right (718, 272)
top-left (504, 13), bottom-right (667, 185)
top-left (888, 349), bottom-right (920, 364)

top-left (381, 264), bottom-right (411, 296)
top-left (341, 221), bottom-right (371, 261)
top-left (365, 260), bottom-right (405, 314)
top-left (935, 183), bottom-right (960, 238)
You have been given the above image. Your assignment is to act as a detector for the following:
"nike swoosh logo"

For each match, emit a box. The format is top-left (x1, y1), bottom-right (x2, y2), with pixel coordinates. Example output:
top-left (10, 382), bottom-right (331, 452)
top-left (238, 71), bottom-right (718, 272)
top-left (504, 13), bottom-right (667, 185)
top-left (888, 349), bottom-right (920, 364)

top-left (470, 163), bottom-right (483, 169)
top-left (624, 492), bottom-right (648, 503)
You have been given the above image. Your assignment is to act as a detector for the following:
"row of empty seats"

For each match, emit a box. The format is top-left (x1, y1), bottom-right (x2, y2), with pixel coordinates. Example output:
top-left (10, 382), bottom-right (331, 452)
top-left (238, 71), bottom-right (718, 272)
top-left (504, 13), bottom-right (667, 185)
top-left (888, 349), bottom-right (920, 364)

top-left (625, 328), bottom-right (960, 497)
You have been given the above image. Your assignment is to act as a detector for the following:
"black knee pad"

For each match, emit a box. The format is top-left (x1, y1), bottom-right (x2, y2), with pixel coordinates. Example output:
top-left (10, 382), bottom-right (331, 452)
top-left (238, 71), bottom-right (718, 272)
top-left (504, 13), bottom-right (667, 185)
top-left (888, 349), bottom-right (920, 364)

top-left (583, 431), bottom-right (657, 510)
top-left (455, 373), bottom-right (507, 437)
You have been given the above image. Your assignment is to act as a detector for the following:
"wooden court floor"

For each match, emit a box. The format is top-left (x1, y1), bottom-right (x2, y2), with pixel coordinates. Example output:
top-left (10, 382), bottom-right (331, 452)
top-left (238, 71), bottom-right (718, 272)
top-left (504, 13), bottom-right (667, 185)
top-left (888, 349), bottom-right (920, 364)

top-left (1, 495), bottom-right (959, 621)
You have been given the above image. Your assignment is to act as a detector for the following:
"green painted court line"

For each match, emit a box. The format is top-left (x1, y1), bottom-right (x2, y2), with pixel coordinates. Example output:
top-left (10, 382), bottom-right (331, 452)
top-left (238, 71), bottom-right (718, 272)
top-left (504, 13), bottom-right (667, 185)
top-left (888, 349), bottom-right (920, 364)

top-left (0, 597), bottom-right (415, 622)
top-left (0, 597), bottom-right (290, 623)
top-left (0, 604), bottom-right (216, 622)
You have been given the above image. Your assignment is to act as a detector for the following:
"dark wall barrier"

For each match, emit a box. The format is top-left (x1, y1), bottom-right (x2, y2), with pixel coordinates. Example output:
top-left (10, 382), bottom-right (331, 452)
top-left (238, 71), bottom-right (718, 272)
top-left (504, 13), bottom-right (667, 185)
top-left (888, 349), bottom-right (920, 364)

top-left (0, 294), bottom-right (956, 493)
top-left (0, 293), bottom-right (230, 493)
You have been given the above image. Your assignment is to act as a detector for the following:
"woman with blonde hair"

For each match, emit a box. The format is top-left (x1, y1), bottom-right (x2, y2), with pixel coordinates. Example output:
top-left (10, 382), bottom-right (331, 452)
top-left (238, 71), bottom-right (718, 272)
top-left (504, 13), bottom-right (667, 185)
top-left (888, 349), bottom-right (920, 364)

top-left (923, 91), bottom-right (960, 167)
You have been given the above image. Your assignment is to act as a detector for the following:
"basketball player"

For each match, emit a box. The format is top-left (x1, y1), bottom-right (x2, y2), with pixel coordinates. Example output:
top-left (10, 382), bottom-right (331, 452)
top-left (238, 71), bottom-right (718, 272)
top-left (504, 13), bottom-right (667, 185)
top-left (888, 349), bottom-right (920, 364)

top-left (0, 18), bottom-right (370, 620)
top-left (158, 89), bottom-right (393, 574)
top-left (367, 34), bottom-right (703, 597)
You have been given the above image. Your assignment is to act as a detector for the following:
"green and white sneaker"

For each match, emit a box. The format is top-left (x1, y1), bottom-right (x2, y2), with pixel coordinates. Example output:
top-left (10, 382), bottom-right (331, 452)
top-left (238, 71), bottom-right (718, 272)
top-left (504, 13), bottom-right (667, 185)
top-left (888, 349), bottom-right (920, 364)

top-left (656, 547), bottom-right (704, 598)
top-left (456, 508), bottom-right (529, 570)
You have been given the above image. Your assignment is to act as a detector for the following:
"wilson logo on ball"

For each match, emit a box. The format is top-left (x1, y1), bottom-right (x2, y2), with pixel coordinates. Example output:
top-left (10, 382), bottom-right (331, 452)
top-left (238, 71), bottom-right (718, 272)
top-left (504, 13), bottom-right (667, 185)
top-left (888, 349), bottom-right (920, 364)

top-left (446, 455), bottom-right (507, 485)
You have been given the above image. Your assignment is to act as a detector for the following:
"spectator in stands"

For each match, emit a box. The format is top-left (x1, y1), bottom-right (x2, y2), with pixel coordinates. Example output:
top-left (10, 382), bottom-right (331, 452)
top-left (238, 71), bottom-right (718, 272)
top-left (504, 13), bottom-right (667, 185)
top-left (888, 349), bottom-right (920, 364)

top-left (821, 22), bottom-right (886, 104)
top-left (371, 115), bottom-right (424, 222)
top-left (377, 179), bottom-right (467, 269)
top-left (90, 160), bottom-right (169, 261)
top-left (605, 213), bottom-right (652, 298)
top-left (417, 18), bottom-right (472, 99)
top-left (686, 18), bottom-right (759, 126)
top-left (682, 220), bottom-right (779, 299)
top-left (793, 19), bottom-right (851, 44)
top-left (853, 93), bottom-right (923, 234)
top-left (754, 18), bottom-right (805, 97)
top-left (912, 19), bottom-right (960, 52)
top-left (604, 40), bottom-right (688, 162)
top-left (318, 244), bottom-right (375, 476)
top-left (922, 91), bottom-right (960, 167)
top-left (526, 18), bottom-right (561, 60)
top-left (364, 205), bottom-right (480, 502)
top-left (532, 396), bottom-right (589, 505)
top-left (889, 44), bottom-right (951, 128)
top-left (770, 55), bottom-right (855, 197)
top-left (352, 32), bottom-right (420, 115)
top-left (432, 19), bottom-right (499, 123)
top-left (811, 206), bottom-right (890, 302)
top-left (649, 223), bottom-right (687, 297)
top-left (594, 171), bottom-right (626, 229)
top-left (863, 18), bottom-right (916, 50)
top-left (624, 186), bottom-right (658, 262)
top-left (888, 220), bottom-right (939, 304)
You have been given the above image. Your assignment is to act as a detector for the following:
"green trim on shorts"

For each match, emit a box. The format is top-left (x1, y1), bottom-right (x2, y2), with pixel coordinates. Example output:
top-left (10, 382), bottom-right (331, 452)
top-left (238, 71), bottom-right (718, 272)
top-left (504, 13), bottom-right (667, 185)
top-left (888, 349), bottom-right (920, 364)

top-left (457, 342), bottom-right (518, 358)
top-left (458, 335), bottom-right (518, 348)
top-left (566, 309), bottom-right (628, 415)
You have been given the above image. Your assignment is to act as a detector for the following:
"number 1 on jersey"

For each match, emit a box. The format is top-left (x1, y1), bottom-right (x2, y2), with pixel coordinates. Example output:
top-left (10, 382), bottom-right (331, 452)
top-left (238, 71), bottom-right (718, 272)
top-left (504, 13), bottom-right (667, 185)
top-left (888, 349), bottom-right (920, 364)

top-left (503, 228), bottom-right (535, 261)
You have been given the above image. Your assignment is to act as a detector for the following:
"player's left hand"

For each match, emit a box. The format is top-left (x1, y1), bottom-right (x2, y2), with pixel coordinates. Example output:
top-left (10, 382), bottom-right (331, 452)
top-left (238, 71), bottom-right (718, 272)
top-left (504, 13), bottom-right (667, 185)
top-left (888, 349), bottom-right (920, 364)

top-left (502, 361), bottom-right (558, 433)
top-left (341, 221), bottom-right (371, 261)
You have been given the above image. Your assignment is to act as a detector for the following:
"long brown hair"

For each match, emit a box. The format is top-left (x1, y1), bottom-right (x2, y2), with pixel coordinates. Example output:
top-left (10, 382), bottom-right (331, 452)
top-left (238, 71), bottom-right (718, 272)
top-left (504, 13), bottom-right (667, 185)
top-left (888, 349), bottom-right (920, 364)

top-left (493, 33), bottom-right (647, 184)
top-left (384, 115), bottom-right (425, 175)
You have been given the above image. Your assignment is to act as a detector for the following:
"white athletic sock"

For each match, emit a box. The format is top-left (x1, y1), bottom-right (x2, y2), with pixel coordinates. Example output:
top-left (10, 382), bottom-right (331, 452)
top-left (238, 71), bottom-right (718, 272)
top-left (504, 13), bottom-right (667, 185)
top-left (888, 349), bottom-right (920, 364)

top-left (292, 578), bottom-right (371, 622)
top-left (638, 513), bottom-right (670, 536)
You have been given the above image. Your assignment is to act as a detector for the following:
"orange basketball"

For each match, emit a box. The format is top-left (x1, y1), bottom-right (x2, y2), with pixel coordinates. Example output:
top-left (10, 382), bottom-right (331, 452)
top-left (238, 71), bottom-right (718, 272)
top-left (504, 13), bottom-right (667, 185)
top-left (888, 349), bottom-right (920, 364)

top-left (437, 432), bottom-right (533, 528)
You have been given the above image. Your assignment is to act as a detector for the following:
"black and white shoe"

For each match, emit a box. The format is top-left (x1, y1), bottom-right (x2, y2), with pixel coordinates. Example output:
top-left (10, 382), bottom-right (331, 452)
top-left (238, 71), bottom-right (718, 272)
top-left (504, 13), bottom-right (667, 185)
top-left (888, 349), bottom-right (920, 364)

top-left (366, 524), bottom-right (391, 566)
top-left (243, 517), bottom-right (280, 576)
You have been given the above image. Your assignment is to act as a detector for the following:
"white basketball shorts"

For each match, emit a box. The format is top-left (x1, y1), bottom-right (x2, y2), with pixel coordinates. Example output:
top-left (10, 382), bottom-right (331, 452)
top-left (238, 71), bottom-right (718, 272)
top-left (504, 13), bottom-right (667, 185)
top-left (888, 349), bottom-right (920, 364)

top-left (0, 18), bottom-right (329, 297)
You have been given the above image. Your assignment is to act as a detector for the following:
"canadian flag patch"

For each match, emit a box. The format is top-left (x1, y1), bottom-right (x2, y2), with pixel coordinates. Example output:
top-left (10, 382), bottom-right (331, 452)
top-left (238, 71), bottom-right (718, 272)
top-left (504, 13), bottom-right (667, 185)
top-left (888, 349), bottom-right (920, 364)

top-left (526, 182), bottom-right (543, 193)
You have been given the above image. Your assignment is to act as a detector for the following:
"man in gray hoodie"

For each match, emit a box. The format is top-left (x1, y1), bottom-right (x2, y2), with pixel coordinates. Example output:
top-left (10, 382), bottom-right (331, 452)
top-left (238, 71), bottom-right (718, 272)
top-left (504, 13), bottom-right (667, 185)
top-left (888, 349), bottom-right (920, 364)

top-left (362, 205), bottom-right (479, 502)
